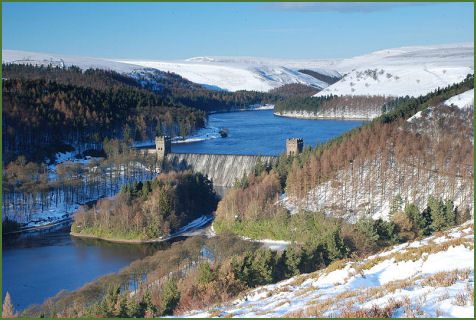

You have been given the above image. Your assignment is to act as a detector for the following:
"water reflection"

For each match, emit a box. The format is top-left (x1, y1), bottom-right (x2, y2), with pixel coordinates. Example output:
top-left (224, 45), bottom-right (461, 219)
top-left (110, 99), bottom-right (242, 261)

top-left (2, 226), bottom-right (172, 311)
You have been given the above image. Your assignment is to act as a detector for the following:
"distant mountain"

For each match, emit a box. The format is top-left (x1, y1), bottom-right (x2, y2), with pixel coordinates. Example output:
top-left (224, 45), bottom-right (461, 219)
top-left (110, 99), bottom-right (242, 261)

top-left (3, 42), bottom-right (473, 95)
top-left (2, 50), bottom-right (340, 92)
top-left (116, 57), bottom-right (338, 92)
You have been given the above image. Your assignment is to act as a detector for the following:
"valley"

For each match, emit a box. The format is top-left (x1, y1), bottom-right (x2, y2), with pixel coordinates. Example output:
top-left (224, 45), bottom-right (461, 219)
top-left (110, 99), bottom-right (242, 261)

top-left (2, 28), bottom-right (474, 320)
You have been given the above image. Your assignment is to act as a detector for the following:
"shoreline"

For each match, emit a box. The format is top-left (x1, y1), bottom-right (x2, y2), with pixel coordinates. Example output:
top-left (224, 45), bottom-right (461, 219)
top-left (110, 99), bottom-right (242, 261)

top-left (70, 214), bottom-right (214, 244)
top-left (273, 112), bottom-right (374, 121)
top-left (3, 217), bottom-right (73, 235)
top-left (209, 105), bottom-right (274, 114)
top-left (70, 232), bottom-right (170, 244)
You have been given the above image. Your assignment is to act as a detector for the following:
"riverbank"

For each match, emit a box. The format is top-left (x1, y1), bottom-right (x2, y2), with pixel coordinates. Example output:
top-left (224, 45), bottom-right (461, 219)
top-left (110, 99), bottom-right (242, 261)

top-left (209, 104), bottom-right (274, 114)
top-left (3, 217), bottom-right (72, 235)
top-left (70, 214), bottom-right (214, 244)
top-left (274, 111), bottom-right (376, 121)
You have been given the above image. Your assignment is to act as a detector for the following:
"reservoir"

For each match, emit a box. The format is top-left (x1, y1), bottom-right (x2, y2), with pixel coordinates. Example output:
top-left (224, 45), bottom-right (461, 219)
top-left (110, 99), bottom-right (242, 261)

top-left (2, 109), bottom-right (362, 311)
top-left (172, 109), bottom-right (362, 155)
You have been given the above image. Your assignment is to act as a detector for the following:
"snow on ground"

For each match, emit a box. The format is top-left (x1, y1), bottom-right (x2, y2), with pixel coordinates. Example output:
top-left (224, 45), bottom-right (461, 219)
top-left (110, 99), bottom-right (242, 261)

top-left (315, 43), bottom-right (474, 97)
top-left (181, 221), bottom-right (474, 318)
top-left (445, 89), bottom-right (474, 109)
top-left (2, 50), bottom-right (336, 92)
top-left (169, 215), bottom-right (214, 238)
top-left (133, 126), bottom-right (222, 149)
top-left (4, 43), bottom-right (472, 94)
top-left (238, 233), bottom-right (291, 251)
top-left (407, 107), bottom-right (433, 123)
top-left (274, 108), bottom-right (380, 120)
top-left (247, 104), bottom-right (274, 111)
top-left (172, 126), bottom-right (222, 144)
top-left (115, 58), bottom-right (330, 92)
top-left (407, 88), bottom-right (473, 123)
top-left (278, 194), bottom-right (298, 214)
top-left (279, 152), bottom-right (473, 224)
top-left (5, 148), bottom-right (157, 230)
top-left (2, 49), bottom-right (146, 73)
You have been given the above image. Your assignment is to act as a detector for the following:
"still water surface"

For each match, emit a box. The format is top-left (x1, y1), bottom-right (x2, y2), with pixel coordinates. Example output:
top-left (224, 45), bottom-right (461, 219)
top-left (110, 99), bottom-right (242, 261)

top-left (2, 110), bottom-right (362, 311)
top-left (2, 224), bottom-right (169, 311)
top-left (173, 110), bottom-right (362, 155)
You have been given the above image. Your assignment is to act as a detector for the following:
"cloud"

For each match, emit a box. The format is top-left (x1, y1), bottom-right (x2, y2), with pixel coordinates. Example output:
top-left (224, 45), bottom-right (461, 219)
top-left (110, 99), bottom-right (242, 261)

top-left (266, 2), bottom-right (437, 13)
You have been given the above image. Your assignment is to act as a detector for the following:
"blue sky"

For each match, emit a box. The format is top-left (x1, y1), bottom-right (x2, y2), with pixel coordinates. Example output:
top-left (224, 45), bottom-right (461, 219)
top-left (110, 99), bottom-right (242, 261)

top-left (2, 2), bottom-right (474, 60)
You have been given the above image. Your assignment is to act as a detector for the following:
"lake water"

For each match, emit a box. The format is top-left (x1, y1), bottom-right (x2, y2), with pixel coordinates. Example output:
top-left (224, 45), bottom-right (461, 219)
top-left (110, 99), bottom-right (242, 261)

top-left (2, 224), bottom-right (170, 311)
top-left (2, 109), bottom-right (362, 311)
top-left (173, 110), bottom-right (362, 155)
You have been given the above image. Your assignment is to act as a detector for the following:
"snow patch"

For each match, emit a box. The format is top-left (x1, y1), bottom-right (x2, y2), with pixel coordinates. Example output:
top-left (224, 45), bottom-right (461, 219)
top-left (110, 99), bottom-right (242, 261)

top-left (445, 89), bottom-right (474, 109)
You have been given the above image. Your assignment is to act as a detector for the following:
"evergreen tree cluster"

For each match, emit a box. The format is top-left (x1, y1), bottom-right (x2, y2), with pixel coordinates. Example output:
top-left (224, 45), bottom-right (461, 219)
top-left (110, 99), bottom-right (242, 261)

top-left (71, 170), bottom-right (218, 240)
top-left (268, 83), bottom-right (320, 97)
top-left (274, 95), bottom-right (337, 113)
top-left (274, 94), bottom-right (393, 116)
top-left (85, 283), bottom-right (173, 318)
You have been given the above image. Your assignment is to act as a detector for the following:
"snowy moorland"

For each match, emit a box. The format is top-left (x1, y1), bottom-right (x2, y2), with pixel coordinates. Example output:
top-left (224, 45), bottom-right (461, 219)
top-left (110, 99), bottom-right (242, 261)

top-left (182, 221), bottom-right (474, 318)
top-left (115, 57), bottom-right (334, 92)
top-left (315, 43), bottom-right (474, 97)
top-left (2, 49), bottom-right (337, 92)
top-left (4, 43), bottom-right (472, 94)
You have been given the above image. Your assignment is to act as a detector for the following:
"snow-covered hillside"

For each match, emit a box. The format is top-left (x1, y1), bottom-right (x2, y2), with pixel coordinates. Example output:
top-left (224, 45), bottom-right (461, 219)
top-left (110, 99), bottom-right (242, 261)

top-left (182, 222), bottom-right (474, 318)
top-left (2, 50), bottom-right (146, 73)
top-left (115, 58), bottom-right (334, 92)
top-left (315, 43), bottom-right (474, 97)
top-left (2, 50), bottom-right (339, 92)
top-left (3, 43), bottom-right (473, 94)
top-left (445, 89), bottom-right (474, 109)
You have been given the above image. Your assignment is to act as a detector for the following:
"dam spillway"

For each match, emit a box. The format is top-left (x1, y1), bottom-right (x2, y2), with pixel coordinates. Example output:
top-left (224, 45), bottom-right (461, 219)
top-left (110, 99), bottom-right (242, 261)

top-left (165, 153), bottom-right (277, 187)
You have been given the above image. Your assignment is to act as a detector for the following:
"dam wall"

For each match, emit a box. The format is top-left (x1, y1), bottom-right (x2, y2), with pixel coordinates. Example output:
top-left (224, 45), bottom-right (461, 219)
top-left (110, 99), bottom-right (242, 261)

top-left (166, 153), bottom-right (277, 187)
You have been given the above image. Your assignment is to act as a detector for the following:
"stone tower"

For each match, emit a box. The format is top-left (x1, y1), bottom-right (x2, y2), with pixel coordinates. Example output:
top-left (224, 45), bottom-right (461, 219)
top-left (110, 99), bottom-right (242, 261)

top-left (286, 138), bottom-right (303, 156)
top-left (156, 136), bottom-right (171, 160)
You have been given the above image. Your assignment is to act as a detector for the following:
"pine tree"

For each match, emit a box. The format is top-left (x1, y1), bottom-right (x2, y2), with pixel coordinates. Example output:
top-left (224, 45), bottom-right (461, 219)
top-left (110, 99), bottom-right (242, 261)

top-left (428, 197), bottom-right (449, 232)
top-left (283, 245), bottom-right (301, 278)
top-left (49, 304), bottom-right (57, 318)
top-left (140, 289), bottom-right (157, 317)
top-left (444, 199), bottom-right (456, 227)
top-left (325, 226), bottom-right (349, 262)
top-left (115, 294), bottom-right (128, 318)
top-left (123, 124), bottom-right (132, 144)
top-left (161, 276), bottom-right (180, 316)
top-left (198, 262), bottom-right (216, 284)
top-left (389, 195), bottom-right (403, 216)
top-left (2, 292), bottom-right (15, 318)
top-left (127, 296), bottom-right (143, 318)
top-left (251, 249), bottom-right (274, 285)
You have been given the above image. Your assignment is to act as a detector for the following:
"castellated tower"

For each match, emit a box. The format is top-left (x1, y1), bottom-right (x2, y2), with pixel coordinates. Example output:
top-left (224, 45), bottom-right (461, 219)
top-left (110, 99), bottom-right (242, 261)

top-left (156, 136), bottom-right (171, 160)
top-left (286, 138), bottom-right (303, 156)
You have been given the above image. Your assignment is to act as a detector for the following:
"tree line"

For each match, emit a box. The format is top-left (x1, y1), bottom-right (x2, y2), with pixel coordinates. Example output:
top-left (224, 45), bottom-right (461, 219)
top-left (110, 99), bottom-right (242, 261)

top-left (2, 77), bottom-right (206, 163)
top-left (274, 94), bottom-right (394, 118)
